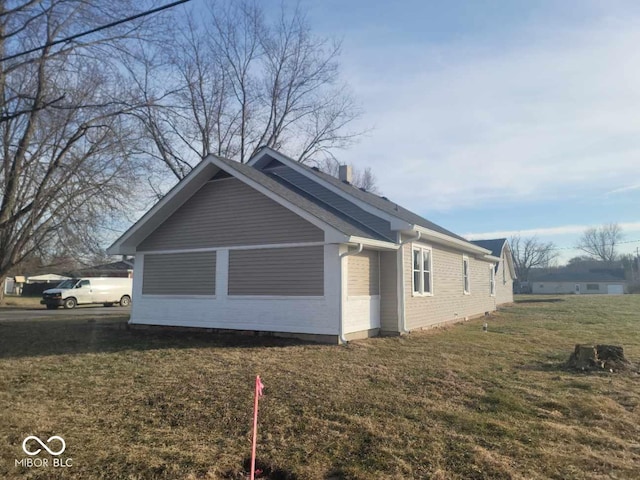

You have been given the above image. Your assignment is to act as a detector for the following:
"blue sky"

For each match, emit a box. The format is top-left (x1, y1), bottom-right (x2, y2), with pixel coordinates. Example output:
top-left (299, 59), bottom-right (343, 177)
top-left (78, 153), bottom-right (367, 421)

top-left (280, 0), bottom-right (640, 263)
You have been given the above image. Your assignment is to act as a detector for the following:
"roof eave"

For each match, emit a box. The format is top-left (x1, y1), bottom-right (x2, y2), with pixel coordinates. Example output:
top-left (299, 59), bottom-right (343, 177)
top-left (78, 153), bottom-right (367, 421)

top-left (411, 225), bottom-right (493, 256)
top-left (346, 236), bottom-right (399, 250)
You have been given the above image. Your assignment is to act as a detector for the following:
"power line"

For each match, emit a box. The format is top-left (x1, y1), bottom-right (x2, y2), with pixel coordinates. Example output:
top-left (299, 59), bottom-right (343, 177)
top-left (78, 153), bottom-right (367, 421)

top-left (0, 0), bottom-right (193, 63)
top-left (550, 238), bottom-right (640, 251)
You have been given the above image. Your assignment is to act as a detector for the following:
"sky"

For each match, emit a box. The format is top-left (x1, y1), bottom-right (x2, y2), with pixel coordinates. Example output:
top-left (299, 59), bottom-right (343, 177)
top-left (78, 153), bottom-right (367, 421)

top-left (281, 0), bottom-right (640, 264)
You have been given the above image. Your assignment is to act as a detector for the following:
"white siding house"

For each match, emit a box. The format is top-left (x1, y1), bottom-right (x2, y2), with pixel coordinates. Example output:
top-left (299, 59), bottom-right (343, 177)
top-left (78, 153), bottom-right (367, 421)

top-left (109, 147), bottom-right (510, 343)
top-left (533, 272), bottom-right (627, 295)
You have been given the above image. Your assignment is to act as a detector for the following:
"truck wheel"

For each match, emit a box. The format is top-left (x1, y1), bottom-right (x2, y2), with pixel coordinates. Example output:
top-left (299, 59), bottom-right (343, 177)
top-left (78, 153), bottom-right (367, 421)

top-left (46, 304), bottom-right (58, 310)
top-left (63, 297), bottom-right (77, 309)
top-left (119, 295), bottom-right (131, 307)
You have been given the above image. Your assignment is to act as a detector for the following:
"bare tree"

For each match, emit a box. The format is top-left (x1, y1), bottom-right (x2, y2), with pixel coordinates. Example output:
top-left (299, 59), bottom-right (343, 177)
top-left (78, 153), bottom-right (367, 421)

top-left (132, 0), bottom-right (362, 186)
top-left (316, 158), bottom-right (380, 193)
top-left (0, 0), bottom-right (161, 286)
top-left (510, 235), bottom-right (558, 282)
top-left (576, 223), bottom-right (623, 263)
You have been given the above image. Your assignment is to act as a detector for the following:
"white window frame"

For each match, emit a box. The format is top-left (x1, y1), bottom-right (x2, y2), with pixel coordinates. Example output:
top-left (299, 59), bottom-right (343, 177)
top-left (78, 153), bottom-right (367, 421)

top-left (463, 256), bottom-right (470, 295)
top-left (490, 265), bottom-right (496, 296)
top-left (412, 245), bottom-right (433, 296)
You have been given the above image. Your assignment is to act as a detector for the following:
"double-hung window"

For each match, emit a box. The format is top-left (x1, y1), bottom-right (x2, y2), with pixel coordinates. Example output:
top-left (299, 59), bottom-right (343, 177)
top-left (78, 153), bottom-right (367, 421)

top-left (412, 246), bottom-right (433, 295)
top-left (490, 266), bottom-right (496, 296)
top-left (463, 256), bottom-right (470, 294)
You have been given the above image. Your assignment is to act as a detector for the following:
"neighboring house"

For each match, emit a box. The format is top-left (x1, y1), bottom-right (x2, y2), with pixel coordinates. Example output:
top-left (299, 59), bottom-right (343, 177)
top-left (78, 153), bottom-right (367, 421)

top-left (533, 272), bottom-right (627, 295)
top-left (72, 259), bottom-right (135, 278)
top-left (20, 274), bottom-right (71, 296)
top-left (108, 147), bottom-right (509, 343)
top-left (470, 238), bottom-right (516, 305)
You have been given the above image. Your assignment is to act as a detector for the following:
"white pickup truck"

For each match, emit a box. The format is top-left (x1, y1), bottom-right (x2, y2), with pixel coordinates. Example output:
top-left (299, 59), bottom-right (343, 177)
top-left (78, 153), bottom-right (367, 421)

top-left (41, 277), bottom-right (132, 309)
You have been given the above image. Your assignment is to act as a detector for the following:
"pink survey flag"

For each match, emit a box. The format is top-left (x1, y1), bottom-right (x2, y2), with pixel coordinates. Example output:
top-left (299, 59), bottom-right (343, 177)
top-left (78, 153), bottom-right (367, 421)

top-left (250, 375), bottom-right (264, 480)
top-left (257, 376), bottom-right (264, 397)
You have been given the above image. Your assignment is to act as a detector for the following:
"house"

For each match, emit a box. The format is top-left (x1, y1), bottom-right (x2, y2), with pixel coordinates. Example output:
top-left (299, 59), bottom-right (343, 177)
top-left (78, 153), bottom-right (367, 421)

top-left (19, 274), bottom-right (71, 296)
top-left (108, 147), bottom-right (511, 343)
top-left (72, 259), bottom-right (134, 278)
top-left (469, 238), bottom-right (515, 305)
top-left (532, 272), bottom-right (627, 295)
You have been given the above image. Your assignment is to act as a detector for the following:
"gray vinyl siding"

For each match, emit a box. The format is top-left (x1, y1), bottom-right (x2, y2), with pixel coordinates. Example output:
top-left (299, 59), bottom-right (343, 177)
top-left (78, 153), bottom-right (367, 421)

top-left (347, 250), bottom-right (380, 296)
top-left (228, 246), bottom-right (324, 296)
top-left (143, 252), bottom-right (216, 295)
top-left (379, 250), bottom-right (399, 333)
top-left (404, 242), bottom-right (496, 329)
top-left (139, 178), bottom-right (323, 251)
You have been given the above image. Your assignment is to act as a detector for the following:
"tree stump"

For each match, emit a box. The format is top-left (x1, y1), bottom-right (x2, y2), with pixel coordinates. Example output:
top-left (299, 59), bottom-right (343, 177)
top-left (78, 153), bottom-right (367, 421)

top-left (567, 344), bottom-right (628, 371)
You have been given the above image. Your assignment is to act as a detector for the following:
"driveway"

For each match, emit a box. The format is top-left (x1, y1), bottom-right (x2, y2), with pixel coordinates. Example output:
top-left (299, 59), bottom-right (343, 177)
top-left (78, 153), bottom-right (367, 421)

top-left (0, 305), bottom-right (130, 321)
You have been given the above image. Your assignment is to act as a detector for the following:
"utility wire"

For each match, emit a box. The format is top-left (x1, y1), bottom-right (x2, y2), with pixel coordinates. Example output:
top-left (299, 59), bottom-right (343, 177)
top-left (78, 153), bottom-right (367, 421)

top-left (550, 238), bottom-right (640, 251)
top-left (0, 0), bottom-right (193, 63)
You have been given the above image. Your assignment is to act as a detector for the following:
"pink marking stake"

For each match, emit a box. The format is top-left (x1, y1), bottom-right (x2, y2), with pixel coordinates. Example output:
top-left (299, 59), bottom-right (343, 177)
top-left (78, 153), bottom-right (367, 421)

top-left (250, 375), bottom-right (264, 480)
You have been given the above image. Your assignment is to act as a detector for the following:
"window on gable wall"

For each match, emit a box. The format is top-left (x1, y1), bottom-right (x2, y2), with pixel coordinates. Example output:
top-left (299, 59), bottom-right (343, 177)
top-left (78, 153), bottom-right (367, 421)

top-left (412, 246), bottom-right (433, 295)
top-left (463, 256), bottom-right (470, 294)
top-left (490, 266), bottom-right (496, 296)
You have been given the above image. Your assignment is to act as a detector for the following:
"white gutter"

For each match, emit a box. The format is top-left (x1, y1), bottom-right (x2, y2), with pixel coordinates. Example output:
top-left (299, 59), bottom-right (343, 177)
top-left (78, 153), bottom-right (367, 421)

top-left (347, 236), bottom-right (398, 251)
top-left (398, 231), bottom-right (421, 334)
top-left (338, 243), bottom-right (364, 344)
top-left (411, 225), bottom-right (492, 256)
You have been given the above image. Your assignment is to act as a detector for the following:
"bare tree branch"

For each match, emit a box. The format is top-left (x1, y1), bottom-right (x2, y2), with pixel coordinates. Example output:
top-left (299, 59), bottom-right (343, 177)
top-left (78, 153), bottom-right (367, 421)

top-left (129, 0), bottom-right (364, 186)
top-left (575, 223), bottom-right (623, 263)
top-left (510, 235), bottom-right (558, 282)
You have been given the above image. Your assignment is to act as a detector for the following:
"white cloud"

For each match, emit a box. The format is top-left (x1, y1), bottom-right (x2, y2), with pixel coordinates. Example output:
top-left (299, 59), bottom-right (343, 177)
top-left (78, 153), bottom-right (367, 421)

top-left (339, 17), bottom-right (640, 211)
top-left (606, 184), bottom-right (640, 196)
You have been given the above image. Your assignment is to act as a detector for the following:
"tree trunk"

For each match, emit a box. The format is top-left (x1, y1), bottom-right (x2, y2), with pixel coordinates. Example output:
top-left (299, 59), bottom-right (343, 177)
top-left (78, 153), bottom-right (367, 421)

top-left (567, 344), bottom-right (628, 371)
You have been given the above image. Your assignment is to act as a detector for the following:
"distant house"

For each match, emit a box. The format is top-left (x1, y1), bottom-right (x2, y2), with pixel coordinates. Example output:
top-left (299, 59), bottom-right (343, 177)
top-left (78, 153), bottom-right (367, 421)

top-left (73, 259), bottom-right (134, 278)
top-left (19, 274), bottom-right (71, 296)
top-left (470, 238), bottom-right (516, 305)
top-left (533, 272), bottom-right (627, 295)
top-left (108, 147), bottom-right (512, 343)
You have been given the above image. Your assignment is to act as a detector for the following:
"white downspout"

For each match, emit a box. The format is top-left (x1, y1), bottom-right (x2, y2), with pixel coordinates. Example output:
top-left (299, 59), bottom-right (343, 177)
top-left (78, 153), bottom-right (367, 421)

top-left (338, 243), bottom-right (363, 344)
top-left (398, 231), bottom-right (421, 334)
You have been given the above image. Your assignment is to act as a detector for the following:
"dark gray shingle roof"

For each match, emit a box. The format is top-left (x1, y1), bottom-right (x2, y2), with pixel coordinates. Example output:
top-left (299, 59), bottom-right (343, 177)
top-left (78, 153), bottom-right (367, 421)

top-left (470, 239), bottom-right (507, 258)
top-left (299, 163), bottom-right (470, 242)
top-left (264, 164), bottom-right (395, 241)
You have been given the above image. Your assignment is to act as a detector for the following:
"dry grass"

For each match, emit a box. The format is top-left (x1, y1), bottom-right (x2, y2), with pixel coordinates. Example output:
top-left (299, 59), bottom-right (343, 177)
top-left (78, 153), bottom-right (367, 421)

top-left (0, 296), bottom-right (42, 309)
top-left (1, 295), bottom-right (639, 479)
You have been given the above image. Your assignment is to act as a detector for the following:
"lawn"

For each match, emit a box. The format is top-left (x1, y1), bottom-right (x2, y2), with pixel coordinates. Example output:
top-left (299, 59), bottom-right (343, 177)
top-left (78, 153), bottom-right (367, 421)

top-left (0, 296), bottom-right (43, 309)
top-left (1, 295), bottom-right (639, 479)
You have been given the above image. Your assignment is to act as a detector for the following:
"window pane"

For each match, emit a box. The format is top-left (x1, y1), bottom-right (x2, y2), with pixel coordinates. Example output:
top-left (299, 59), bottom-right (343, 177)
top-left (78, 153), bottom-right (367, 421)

top-left (413, 250), bottom-right (420, 270)
top-left (423, 272), bottom-right (430, 293)
top-left (423, 250), bottom-right (430, 272)
top-left (464, 277), bottom-right (469, 292)
top-left (413, 271), bottom-right (421, 293)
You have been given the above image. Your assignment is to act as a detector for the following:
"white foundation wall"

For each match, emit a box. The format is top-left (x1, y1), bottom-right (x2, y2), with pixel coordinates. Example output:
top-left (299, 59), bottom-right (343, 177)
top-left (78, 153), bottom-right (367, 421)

top-left (344, 296), bottom-right (381, 334)
top-left (130, 244), bottom-right (341, 335)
